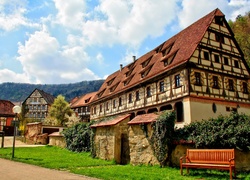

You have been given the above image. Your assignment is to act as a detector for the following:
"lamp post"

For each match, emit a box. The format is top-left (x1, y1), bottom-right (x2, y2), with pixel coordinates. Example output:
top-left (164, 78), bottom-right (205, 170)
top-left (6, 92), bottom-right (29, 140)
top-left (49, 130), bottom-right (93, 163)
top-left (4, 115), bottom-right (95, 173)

top-left (12, 105), bottom-right (21, 159)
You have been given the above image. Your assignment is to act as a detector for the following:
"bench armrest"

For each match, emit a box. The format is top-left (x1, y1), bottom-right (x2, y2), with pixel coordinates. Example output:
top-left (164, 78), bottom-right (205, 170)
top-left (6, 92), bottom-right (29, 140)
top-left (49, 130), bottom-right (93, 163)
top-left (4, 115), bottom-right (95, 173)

top-left (180, 156), bottom-right (190, 163)
top-left (229, 158), bottom-right (235, 165)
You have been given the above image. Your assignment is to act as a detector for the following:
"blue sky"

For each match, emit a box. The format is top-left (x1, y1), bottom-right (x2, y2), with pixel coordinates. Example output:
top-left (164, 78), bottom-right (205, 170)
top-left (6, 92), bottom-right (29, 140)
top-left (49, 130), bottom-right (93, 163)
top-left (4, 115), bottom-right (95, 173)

top-left (0, 0), bottom-right (250, 84)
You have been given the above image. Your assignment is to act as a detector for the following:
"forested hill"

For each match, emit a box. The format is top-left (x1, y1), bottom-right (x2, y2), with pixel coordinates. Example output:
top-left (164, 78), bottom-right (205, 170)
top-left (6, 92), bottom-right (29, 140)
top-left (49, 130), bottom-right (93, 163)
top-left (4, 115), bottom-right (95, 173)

top-left (0, 80), bottom-right (104, 102)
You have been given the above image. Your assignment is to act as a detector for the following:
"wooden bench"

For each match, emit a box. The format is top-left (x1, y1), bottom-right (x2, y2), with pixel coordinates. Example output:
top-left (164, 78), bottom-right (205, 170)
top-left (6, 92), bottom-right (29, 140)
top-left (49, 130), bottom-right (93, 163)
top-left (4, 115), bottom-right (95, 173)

top-left (180, 149), bottom-right (236, 179)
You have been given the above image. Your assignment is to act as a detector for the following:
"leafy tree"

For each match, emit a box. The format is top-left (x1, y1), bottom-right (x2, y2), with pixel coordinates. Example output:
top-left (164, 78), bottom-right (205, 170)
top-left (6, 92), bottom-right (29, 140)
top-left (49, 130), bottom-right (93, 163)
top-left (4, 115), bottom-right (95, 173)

top-left (45, 95), bottom-right (73, 126)
top-left (229, 12), bottom-right (250, 66)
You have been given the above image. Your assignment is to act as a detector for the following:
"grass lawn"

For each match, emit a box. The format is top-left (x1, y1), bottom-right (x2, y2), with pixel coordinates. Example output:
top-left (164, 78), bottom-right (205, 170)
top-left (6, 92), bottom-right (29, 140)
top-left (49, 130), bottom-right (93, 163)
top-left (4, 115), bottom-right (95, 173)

top-left (0, 146), bottom-right (249, 180)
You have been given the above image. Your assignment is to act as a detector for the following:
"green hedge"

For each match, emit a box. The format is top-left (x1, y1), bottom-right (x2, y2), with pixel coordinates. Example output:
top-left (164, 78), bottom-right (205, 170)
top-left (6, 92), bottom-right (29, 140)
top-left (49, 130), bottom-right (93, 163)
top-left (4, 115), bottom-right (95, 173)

top-left (62, 123), bottom-right (92, 152)
top-left (175, 112), bottom-right (250, 151)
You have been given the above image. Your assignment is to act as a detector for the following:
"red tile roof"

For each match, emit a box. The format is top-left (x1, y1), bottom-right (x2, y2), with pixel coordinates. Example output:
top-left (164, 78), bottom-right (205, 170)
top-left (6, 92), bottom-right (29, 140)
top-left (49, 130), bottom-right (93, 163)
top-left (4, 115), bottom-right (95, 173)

top-left (91, 8), bottom-right (224, 103)
top-left (71, 91), bottom-right (97, 108)
top-left (90, 114), bottom-right (131, 127)
top-left (128, 113), bottom-right (159, 125)
top-left (0, 100), bottom-right (15, 116)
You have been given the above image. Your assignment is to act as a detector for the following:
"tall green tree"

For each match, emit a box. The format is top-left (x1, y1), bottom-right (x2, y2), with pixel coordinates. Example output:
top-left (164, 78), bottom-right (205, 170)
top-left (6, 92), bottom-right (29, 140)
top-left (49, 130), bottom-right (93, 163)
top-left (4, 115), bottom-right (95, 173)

top-left (46, 95), bottom-right (73, 126)
top-left (229, 12), bottom-right (250, 66)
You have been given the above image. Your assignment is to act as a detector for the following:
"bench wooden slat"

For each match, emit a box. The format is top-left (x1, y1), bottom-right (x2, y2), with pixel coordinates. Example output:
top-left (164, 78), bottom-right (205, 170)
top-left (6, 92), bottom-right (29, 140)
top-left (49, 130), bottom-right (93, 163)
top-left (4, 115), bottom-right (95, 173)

top-left (180, 149), bottom-right (236, 180)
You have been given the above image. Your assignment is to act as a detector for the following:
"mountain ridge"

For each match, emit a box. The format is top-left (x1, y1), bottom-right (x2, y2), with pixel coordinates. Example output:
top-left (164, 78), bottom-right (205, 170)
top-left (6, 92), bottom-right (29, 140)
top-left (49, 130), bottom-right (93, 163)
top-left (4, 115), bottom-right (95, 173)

top-left (0, 80), bottom-right (104, 102)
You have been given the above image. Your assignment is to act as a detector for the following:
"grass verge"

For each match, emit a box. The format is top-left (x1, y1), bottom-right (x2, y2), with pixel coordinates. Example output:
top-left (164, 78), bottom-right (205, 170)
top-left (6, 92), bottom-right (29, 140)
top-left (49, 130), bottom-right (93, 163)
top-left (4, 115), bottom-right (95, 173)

top-left (0, 146), bottom-right (249, 180)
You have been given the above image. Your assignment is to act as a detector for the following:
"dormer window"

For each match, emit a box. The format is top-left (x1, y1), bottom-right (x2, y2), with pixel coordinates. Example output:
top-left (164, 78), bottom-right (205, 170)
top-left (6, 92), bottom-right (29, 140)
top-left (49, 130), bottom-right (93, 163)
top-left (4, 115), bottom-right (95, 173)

top-left (97, 89), bottom-right (105, 98)
top-left (162, 50), bottom-right (177, 67)
top-left (140, 65), bottom-right (153, 78)
top-left (107, 78), bottom-right (115, 86)
top-left (162, 43), bottom-right (174, 56)
top-left (141, 56), bottom-right (152, 68)
top-left (215, 16), bottom-right (223, 26)
top-left (125, 67), bottom-right (134, 77)
top-left (109, 83), bottom-right (119, 92)
top-left (85, 98), bottom-right (90, 103)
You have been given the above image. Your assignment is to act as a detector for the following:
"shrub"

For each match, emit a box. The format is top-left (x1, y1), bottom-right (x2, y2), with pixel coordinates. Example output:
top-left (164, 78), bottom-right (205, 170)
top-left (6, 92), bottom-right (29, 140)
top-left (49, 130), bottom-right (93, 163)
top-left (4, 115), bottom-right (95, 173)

top-left (175, 112), bottom-right (250, 151)
top-left (63, 122), bottom-right (92, 152)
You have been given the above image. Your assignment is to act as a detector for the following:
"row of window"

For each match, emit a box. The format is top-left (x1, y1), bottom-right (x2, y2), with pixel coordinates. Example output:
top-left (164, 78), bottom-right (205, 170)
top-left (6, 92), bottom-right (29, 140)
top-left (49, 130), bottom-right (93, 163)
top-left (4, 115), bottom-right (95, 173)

top-left (27, 104), bottom-right (47, 110)
top-left (203, 51), bottom-right (239, 67)
top-left (27, 97), bottom-right (44, 103)
top-left (194, 72), bottom-right (248, 93)
top-left (27, 112), bottom-right (46, 118)
top-left (73, 106), bottom-right (90, 113)
top-left (93, 75), bottom-right (182, 114)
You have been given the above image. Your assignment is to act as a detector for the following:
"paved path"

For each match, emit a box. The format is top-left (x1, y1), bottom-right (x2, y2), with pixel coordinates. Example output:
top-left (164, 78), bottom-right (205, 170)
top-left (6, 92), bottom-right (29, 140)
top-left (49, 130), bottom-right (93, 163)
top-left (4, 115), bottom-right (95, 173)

top-left (0, 158), bottom-right (99, 180)
top-left (0, 137), bottom-right (100, 180)
top-left (1, 136), bottom-right (45, 148)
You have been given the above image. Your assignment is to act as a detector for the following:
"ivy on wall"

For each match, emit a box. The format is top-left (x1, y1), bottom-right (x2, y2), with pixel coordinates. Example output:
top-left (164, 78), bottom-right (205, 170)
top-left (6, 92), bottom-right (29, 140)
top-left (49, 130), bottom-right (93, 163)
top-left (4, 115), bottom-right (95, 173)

top-left (149, 111), bottom-right (176, 167)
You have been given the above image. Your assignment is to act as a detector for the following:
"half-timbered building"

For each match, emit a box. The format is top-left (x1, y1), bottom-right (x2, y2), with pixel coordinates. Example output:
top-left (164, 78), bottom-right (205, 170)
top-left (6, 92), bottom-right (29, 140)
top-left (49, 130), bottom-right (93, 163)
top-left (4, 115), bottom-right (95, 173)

top-left (90, 8), bottom-right (250, 127)
top-left (70, 92), bottom-right (97, 122)
top-left (22, 88), bottom-right (55, 121)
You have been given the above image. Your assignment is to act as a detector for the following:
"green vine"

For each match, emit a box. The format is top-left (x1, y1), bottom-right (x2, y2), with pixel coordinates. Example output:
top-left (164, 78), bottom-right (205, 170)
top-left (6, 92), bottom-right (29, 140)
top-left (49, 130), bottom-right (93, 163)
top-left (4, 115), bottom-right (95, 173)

top-left (149, 111), bottom-right (176, 167)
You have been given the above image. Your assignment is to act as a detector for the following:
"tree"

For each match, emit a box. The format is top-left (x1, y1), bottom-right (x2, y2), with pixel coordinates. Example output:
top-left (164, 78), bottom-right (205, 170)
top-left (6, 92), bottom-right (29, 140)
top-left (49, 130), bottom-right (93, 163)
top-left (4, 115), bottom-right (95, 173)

top-left (229, 12), bottom-right (250, 66)
top-left (45, 95), bottom-right (73, 126)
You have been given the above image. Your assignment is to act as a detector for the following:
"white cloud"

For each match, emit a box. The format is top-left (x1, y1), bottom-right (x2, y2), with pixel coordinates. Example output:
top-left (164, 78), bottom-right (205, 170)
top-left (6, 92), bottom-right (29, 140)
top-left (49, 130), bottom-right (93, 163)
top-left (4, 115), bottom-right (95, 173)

top-left (178, 0), bottom-right (229, 28)
top-left (178, 0), bottom-right (250, 28)
top-left (17, 29), bottom-right (99, 84)
top-left (228, 0), bottom-right (250, 20)
top-left (0, 69), bottom-right (31, 83)
top-left (0, 0), bottom-right (39, 31)
top-left (53, 0), bottom-right (86, 29)
top-left (82, 0), bottom-right (178, 47)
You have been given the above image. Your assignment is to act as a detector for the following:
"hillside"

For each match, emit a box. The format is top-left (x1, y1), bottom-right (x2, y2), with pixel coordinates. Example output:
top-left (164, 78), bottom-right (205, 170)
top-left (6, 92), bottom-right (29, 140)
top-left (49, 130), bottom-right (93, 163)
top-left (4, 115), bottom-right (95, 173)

top-left (0, 80), bottom-right (104, 102)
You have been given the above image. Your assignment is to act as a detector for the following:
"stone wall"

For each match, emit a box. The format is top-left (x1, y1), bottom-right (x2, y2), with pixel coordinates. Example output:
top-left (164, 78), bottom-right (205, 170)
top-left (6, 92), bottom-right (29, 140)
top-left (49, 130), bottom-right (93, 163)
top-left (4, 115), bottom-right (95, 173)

top-left (48, 132), bottom-right (66, 148)
top-left (128, 124), bottom-right (159, 165)
top-left (94, 126), bottom-right (115, 161)
top-left (93, 117), bottom-right (130, 164)
top-left (25, 122), bottom-right (48, 144)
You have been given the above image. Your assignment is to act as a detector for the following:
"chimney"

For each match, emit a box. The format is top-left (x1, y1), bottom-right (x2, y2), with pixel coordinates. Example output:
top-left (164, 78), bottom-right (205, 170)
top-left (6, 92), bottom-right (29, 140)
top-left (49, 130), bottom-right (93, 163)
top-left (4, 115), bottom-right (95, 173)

top-left (120, 64), bottom-right (123, 71)
top-left (133, 56), bottom-right (136, 62)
